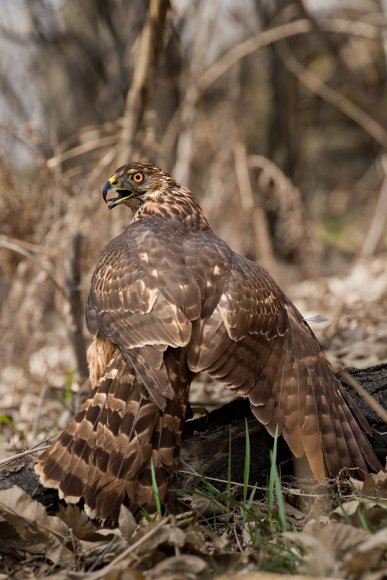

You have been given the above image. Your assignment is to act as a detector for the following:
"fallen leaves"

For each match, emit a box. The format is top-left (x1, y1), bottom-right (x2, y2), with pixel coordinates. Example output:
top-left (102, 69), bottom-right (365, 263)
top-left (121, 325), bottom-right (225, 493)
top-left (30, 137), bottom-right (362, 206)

top-left (363, 470), bottom-right (387, 498)
top-left (284, 523), bottom-right (387, 578)
top-left (145, 554), bottom-right (209, 579)
top-left (0, 489), bottom-right (212, 578)
top-left (291, 256), bottom-right (387, 369)
top-left (0, 486), bottom-right (72, 565)
top-left (331, 498), bottom-right (387, 529)
top-left (0, 462), bottom-right (386, 579)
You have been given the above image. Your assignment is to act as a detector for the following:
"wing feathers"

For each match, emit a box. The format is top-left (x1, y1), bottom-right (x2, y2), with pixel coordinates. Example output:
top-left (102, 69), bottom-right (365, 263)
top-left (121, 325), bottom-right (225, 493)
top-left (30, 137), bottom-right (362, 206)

top-left (36, 346), bottom-right (191, 526)
top-left (188, 255), bottom-right (380, 479)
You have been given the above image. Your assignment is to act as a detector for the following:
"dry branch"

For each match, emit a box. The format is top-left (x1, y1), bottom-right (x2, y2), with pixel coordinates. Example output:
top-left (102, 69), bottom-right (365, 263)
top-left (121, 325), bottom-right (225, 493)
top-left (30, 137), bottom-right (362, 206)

top-left (172, 1), bottom-right (220, 184)
top-left (161, 17), bottom-right (383, 164)
top-left (65, 233), bottom-right (88, 380)
top-left (234, 143), bottom-right (277, 276)
top-left (198, 18), bottom-right (379, 94)
top-left (117, 0), bottom-right (170, 167)
top-left (248, 154), bottom-right (322, 276)
top-left (276, 45), bottom-right (387, 148)
top-left (0, 234), bottom-right (65, 297)
top-left (339, 369), bottom-right (387, 424)
top-left (294, 0), bottom-right (387, 130)
top-left (47, 135), bottom-right (118, 169)
top-left (361, 155), bottom-right (387, 258)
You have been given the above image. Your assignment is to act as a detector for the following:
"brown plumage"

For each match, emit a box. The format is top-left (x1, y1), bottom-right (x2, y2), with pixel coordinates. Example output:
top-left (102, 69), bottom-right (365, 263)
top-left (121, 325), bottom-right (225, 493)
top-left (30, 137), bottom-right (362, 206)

top-left (35, 162), bottom-right (380, 525)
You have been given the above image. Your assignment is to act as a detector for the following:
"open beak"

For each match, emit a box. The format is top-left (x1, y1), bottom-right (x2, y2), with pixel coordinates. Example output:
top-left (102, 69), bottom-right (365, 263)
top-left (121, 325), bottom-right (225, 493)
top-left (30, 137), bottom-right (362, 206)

top-left (102, 180), bottom-right (133, 210)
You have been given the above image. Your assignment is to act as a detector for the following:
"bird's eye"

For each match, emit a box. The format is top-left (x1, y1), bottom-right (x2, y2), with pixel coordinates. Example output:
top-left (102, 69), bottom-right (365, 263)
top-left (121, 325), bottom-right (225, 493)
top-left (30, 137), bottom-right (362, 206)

top-left (132, 172), bottom-right (144, 184)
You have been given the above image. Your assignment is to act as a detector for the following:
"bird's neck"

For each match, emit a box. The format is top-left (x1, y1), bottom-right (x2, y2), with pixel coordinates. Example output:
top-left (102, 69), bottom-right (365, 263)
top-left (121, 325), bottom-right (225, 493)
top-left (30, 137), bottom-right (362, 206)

top-left (132, 187), bottom-right (211, 231)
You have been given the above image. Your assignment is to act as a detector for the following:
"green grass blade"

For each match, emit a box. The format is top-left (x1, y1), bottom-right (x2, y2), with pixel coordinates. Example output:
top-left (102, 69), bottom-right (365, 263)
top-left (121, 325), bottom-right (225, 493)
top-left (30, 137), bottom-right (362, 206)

top-left (226, 427), bottom-right (232, 525)
top-left (268, 425), bottom-right (287, 533)
top-left (150, 459), bottom-right (162, 517)
top-left (267, 430), bottom-right (276, 528)
top-left (243, 418), bottom-right (250, 503)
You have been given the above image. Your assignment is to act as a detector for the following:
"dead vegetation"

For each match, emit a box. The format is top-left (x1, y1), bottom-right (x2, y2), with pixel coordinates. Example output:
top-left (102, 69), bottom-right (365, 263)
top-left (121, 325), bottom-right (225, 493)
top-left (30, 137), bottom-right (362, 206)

top-left (0, 460), bottom-right (386, 578)
top-left (0, 0), bottom-right (387, 577)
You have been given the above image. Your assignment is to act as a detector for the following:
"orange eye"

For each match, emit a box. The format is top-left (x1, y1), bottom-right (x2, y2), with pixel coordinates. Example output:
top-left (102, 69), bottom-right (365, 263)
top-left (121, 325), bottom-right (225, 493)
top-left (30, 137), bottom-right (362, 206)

top-left (132, 172), bottom-right (144, 184)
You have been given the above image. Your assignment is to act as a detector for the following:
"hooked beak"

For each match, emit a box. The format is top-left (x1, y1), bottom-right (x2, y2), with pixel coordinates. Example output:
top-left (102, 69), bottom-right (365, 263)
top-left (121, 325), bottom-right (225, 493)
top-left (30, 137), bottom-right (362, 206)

top-left (102, 179), bottom-right (133, 210)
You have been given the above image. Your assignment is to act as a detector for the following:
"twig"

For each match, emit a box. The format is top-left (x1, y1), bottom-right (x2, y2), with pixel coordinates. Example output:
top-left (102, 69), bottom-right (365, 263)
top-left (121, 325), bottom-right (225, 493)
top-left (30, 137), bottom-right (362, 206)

top-left (339, 369), bottom-right (387, 424)
top-left (233, 522), bottom-right (244, 554)
top-left (0, 235), bottom-right (66, 298)
top-left (277, 45), bottom-right (387, 148)
top-left (173, 0), bottom-right (220, 184)
top-left (73, 516), bottom-right (171, 579)
top-left (294, 1), bottom-right (387, 129)
top-left (161, 17), bottom-right (381, 165)
top-left (0, 122), bottom-right (43, 161)
top-left (47, 135), bottom-right (118, 169)
top-left (87, 535), bottom-right (120, 573)
top-left (353, 158), bottom-right (383, 197)
top-left (31, 384), bottom-right (50, 444)
top-left (65, 233), bottom-right (88, 380)
top-left (179, 467), bottom-right (332, 499)
top-left (234, 143), bottom-right (277, 277)
top-left (0, 436), bottom-right (58, 467)
top-left (179, 463), bottom-right (267, 493)
top-left (198, 18), bottom-right (379, 95)
top-left (248, 153), bottom-right (321, 277)
top-left (88, 147), bottom-right (118, 187)
top-left (117, 0), bottom-right (170, 166)
top-left (361, 155), bottom-right (387, 258)
top-left (0, 235), bottom-right (42, 256)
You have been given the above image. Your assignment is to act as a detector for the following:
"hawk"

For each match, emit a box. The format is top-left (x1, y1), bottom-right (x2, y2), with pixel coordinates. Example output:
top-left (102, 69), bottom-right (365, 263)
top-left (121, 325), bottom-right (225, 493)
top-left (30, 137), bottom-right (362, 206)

top-left (35, 162), bottom-right (380, 525)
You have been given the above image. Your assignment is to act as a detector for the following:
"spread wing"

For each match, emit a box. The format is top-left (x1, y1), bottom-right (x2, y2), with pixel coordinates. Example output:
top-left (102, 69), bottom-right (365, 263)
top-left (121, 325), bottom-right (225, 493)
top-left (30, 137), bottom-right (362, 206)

top-left (86, 222), bottom-right (202, 409)
top-left (187, 251), bottom-right (380, 478)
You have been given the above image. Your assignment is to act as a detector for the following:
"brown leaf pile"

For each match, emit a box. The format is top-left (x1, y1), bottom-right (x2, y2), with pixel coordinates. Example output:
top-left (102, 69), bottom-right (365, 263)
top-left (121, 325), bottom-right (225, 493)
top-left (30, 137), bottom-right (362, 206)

top-left (291, 256), bottom-right (387, 369)
top-left (0, 469), bottom-right (386, 578)
top-left (0, 485), bottom-right (229, 578)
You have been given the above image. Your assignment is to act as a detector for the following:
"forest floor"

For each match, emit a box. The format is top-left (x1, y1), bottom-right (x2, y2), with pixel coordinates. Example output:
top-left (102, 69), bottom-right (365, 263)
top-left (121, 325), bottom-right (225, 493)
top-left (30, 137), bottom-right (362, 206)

top-left (0, 255), bottom-right (386, 579)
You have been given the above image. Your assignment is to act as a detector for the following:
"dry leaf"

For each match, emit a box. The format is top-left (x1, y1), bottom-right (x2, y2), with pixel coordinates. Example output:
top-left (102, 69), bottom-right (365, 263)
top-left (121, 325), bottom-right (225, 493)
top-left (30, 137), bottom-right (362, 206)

top-left (349, 476), bottom-right (365, 493)
top-left (284, 522), bottom-right (386, 577)
top-left (118, 504), bottom-right (137, 541)
top-left (100, 570), bottom-right (144, 580)
top-left (58, 503), bottom-right (100, 539)
top-left (302, 515), bottom-right (330, 534)
top-left (284, 523), bottom-right (368, 576)
top-left (363, 470), bottom-right (387, 498)
top-left (216, 574), bottom-right (340, 580)
top-left (363, 569), bottom-right (387, 580)
top-left (344, 527), bottom-right (387, 575)
top-left (130, 520), bottom-right (187, 558)
top-left (191, 492), bottom-right (228, 516)
top-left (331, 498), bottom-right (387, 528)
top-left (0, 486), bottom-right (72, 564)
top-left (283, 530), bottom-right (337, 576)
top-left (145, 554), bottom-right (208, 579)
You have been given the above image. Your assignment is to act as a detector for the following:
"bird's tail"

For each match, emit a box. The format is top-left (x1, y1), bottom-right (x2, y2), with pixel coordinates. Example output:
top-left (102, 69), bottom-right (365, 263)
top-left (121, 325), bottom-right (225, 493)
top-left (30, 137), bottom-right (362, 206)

top-left (35, 347), bottom-right (191, 526)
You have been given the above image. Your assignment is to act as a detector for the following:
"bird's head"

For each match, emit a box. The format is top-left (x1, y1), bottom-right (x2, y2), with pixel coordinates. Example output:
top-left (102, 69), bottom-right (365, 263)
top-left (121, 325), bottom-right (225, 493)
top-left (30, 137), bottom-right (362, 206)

top-left (102, 162), bottom-right (171, 210)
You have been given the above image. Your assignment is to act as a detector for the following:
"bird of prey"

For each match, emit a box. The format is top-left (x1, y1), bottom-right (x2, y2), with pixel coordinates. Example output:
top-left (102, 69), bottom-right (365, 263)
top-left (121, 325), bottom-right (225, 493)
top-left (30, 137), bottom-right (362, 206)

top-left (35, 162), bottom-right (380, 525)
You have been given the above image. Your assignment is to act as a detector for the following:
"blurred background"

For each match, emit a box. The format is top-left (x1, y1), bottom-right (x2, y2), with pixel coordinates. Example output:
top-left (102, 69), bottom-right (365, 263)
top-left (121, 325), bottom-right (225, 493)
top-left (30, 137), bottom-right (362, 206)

top-left (1, 0), bottom-right (387, 452)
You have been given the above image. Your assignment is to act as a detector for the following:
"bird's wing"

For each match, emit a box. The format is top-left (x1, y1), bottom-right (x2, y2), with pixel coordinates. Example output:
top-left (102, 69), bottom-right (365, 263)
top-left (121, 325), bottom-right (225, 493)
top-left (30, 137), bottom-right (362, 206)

top-left (187, 252), bottom-right (380, 478)
top-left (86, 223), bottom-right (201, 409)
